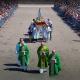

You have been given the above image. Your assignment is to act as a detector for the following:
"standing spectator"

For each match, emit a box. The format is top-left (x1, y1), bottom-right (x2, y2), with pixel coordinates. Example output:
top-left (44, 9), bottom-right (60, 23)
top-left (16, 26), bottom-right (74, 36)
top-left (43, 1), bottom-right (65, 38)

top-left (33, 25), bottom-right (38, 40)
top-left (47, 26), bottom-right (52, 40)
top-left (48, 19), bottom-right (53, 29)
top-left (45, 19), bottom-right (53, 40)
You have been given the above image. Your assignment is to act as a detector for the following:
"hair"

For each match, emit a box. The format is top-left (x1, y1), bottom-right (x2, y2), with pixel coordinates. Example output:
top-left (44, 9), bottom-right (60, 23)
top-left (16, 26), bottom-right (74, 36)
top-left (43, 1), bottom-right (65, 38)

top-left (19, 38), bottom-right (24, 42)
top-left (48, 18), bottom-right (50, 21)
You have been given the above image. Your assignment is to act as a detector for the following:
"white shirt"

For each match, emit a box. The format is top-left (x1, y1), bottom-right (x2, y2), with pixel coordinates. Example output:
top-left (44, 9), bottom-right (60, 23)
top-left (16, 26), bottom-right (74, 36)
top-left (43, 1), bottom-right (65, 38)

top-left (47, 26), bottom-right (51, 32)
top-left (49, 20), bottom-right (52, 25)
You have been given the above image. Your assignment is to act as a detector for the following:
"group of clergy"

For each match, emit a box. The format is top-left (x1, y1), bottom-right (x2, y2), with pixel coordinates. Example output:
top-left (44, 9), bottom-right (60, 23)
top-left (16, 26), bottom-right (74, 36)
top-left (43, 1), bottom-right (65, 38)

top-left (16, 38), bottom-right (62, 76)
top-left (28, 18), bottom-right (53, 42)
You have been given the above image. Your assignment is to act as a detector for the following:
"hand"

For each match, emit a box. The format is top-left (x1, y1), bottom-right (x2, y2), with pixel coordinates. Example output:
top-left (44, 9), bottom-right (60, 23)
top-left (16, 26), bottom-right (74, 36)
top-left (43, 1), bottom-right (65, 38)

top-left (54, 59), bottom-right (56, 63)
top-left (23, 51), bottom-right (25, 55)
top-left (22, 51), bottom-right (25, 55)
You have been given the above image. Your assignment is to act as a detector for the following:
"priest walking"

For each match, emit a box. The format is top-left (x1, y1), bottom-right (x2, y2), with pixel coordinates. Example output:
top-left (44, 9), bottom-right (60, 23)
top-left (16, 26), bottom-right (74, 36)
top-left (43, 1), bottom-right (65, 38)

top-left (16, 38), bottom-right (30, 71)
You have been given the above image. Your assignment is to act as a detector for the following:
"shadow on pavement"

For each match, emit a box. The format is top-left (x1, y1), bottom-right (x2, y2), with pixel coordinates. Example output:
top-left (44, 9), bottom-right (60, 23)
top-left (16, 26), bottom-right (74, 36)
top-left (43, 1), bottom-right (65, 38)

top-left (4, 63), bottom-right (40, 73)
top-left (4, 68), bottom-right (25, 72)
top-left (23, 37), bottom-right (38, 43)
top-left (24, 38), bottom-right (46, 43)
top-left (27, 69), bottom-right (39, 73)
top-left (72, 40), bottom-right (80, 42)
top-left (4, 63), bottom-right (20, 67)
top-left (4, 68), bottom-right (40, 73)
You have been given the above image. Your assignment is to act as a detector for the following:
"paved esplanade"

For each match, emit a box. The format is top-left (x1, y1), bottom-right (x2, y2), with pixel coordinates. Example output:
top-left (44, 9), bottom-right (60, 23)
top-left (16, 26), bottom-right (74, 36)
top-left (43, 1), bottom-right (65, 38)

top-left (0, 4), bottom-right (80, 80)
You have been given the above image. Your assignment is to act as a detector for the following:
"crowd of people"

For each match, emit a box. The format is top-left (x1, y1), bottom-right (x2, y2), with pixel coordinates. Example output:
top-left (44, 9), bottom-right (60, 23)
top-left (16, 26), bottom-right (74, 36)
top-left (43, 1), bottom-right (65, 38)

top-left (54, 3), bottom-right (80, 30)
top-left (27, 8), bottom-right (53, 42)
top-left (0, 0), bottom-right (17, 28)
top-left (28, 18), bottom-right (53, 42)
top-left (62, 5), bottom-right (79, 26)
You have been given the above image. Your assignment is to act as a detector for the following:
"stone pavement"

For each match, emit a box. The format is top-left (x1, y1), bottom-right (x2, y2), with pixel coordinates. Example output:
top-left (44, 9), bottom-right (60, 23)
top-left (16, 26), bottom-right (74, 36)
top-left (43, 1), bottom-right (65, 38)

top-left (0, 5), bottom-right (80, 80)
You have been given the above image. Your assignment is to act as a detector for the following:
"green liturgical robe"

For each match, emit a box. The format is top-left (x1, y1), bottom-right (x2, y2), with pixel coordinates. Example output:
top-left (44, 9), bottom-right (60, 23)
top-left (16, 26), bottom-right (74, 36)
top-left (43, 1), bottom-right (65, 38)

top-left (37, 45), bottom-right (49, 68)
top-left (18, 43), bottom-right (30, 66)
top-left (49, 51), bottom-right (61, 76)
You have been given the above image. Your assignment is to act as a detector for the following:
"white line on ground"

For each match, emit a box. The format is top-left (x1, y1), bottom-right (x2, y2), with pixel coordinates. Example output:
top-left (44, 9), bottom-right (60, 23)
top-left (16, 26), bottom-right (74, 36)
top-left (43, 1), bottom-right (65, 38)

top-left (18, 4), bottom-right (54, 7)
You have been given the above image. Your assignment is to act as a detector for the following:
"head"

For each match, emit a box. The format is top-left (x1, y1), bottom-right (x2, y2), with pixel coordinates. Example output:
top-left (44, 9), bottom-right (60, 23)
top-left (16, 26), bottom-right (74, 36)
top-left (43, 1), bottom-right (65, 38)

top-left (48, 18), bottom-right (50, 21)
top-left (52, 49), bottom-right (56, 55)
top-left (41, 42), bottom-right (44, 47)
top-left (19, 38), bottom-right (24, 45)
top-left (33, 19), bottom-right (36, 22)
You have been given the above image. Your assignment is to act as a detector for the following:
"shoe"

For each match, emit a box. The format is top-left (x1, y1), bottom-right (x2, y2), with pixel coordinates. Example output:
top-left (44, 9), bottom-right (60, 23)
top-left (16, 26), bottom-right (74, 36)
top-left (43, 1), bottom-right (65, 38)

top-left (40, 69), bottom-right (44, 74)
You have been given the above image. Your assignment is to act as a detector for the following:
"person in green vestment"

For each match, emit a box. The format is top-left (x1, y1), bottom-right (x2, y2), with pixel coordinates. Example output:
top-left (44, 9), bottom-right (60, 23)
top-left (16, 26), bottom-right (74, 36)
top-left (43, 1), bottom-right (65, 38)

top-left (37, 43), bottom-right (49, 73)
top-left (16, 38), bottom-right (30, 70)
top-left (48, 49), bottom-right (61, 76)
